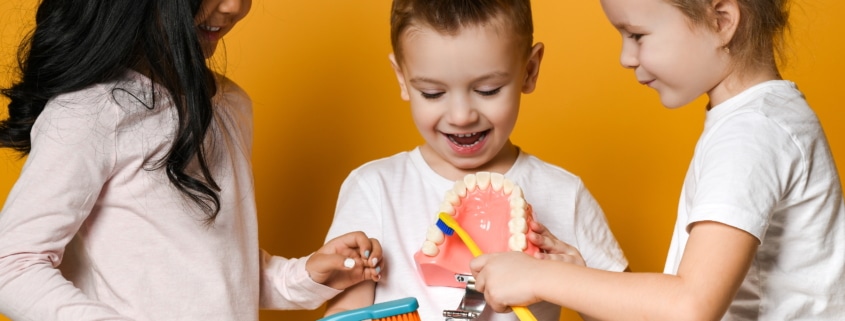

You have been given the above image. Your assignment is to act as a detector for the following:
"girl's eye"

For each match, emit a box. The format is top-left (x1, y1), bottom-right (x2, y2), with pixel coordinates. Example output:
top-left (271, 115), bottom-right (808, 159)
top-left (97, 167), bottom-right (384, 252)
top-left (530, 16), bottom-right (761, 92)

top-left (476, 87), bottom-right (502, 96)
top-left (421, 92), bottom-right (444, 99)
top-left (628, 33), bottom-right (644, 41)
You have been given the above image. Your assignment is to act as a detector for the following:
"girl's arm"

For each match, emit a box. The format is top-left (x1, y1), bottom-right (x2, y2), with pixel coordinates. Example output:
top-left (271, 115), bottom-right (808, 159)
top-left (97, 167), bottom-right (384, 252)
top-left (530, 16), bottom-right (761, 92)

top-left (471, 221), bottom-right (757, 321)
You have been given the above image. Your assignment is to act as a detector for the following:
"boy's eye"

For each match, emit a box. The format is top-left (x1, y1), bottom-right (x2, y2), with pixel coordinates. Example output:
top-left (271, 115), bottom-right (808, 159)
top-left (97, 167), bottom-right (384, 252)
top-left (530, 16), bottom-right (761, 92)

top-left (421, 91), bottom-right (445, 99)
top-left (628, 33), bottom-right (644, 41)
top-left (476, 87), bottom-right (502, 96)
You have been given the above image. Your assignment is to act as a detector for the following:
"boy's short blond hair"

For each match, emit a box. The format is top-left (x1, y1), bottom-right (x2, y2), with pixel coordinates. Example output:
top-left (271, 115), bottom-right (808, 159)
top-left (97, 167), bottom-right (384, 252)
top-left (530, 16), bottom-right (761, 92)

top-left (390, 0), bottom-right (534, 64)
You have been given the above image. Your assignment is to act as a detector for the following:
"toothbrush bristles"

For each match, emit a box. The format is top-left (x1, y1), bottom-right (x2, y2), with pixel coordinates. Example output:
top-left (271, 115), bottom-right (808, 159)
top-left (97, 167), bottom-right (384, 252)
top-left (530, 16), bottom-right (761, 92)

top-left (436, 219), bottom-right (455, 236)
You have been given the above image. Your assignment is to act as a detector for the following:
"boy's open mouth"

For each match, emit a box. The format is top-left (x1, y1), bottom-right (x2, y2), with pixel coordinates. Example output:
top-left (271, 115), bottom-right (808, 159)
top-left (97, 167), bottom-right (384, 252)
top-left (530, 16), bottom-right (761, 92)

top-left (447, 130), bottom-right (489, 147)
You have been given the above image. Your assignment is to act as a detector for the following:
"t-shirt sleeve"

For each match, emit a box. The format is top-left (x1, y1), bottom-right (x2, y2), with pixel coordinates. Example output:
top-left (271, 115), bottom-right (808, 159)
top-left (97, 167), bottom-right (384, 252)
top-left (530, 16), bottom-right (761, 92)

top-left (258, 250), bottom-right (342, 310)
top-left (688, 113), bottom-right (799, 240)
top-left (0, 95), bottom-right (128, 320)
top-left (573, 181), bottom-right (629, 272)
top-left (324, 170), bottom-right (384, 243)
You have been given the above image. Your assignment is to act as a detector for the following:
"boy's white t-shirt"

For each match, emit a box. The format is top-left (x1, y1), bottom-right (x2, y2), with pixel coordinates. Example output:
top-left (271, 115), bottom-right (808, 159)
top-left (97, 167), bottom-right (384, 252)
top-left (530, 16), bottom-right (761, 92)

top-left (664, 80), bottom-right (845, 320)
top-left (326, 148), bottom-right (628, 321)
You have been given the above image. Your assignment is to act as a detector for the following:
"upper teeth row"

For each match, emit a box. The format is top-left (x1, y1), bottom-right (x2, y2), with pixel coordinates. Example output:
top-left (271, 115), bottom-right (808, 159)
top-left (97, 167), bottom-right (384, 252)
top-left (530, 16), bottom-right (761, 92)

top-left (453, 133), bottom-right (478, 138)
top-left (200, 25), bottom-right (221, 31)
top-left (421, 172), bottom-right (530, 256)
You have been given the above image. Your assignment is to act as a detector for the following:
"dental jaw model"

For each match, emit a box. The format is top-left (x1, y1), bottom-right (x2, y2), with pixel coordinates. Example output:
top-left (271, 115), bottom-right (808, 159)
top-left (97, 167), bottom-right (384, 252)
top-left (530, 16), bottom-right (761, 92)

top-left (414, 172), bottom-right (539, 288)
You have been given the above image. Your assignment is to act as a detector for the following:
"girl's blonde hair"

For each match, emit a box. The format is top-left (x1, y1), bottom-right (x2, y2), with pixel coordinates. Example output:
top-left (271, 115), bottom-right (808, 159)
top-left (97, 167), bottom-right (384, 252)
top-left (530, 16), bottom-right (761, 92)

top-left (669, 0), bottom-right (790, 72)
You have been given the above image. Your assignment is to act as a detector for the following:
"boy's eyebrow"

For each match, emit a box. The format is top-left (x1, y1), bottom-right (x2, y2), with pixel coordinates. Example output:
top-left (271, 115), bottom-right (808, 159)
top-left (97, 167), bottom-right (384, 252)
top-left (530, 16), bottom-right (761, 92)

top-left (409, 72), bottom-right (511, 86)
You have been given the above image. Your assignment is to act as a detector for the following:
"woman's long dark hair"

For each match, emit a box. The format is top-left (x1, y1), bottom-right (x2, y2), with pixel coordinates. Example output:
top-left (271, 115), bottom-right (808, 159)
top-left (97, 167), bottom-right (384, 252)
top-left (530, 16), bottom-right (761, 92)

top-left (0, 0), bottom-right (222, 223)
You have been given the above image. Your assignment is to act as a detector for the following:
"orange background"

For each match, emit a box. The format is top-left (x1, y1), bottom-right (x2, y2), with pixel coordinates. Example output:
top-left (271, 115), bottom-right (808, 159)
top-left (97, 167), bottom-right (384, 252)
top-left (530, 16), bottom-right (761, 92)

top-left (1, 1), bottom-right (843, 320)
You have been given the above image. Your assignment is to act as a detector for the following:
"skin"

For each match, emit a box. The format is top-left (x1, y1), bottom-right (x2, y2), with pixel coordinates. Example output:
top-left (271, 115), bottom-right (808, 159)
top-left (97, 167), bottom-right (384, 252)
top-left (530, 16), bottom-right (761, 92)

top-left (195, 0), bottom-right (383, 288)
top-left (469, 0), bottom-right (778, 320)
top-left (196, 0), bottom-right (253, 58)
top-left (324, 15), bottom-right (547, 316)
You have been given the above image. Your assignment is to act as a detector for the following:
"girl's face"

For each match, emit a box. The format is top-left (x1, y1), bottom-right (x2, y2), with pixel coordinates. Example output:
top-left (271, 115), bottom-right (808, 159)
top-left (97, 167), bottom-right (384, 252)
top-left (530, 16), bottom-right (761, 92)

top-left (195, 0), bottom-right (252, 57)
top-left (600, 0), bottom-right (732, 108)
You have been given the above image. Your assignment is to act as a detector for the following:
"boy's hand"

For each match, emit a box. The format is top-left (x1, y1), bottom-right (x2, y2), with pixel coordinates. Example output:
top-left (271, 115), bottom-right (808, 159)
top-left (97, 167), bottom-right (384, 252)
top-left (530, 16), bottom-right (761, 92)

top-left (306, 231), bottom-right (383, 290)
top-left (527, 220), bottom-right (586, 266)
top-left (470, 252), bottom-right (543, 312)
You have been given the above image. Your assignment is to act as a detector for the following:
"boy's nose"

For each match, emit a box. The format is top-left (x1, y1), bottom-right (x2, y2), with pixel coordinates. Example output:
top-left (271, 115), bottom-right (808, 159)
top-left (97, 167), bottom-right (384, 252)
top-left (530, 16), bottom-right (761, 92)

top-left (445, 98), bottom-right (479, 126)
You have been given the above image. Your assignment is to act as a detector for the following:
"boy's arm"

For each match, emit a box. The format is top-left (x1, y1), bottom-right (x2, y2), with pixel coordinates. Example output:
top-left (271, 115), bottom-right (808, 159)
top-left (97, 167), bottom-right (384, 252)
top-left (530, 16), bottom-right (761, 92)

top-left (471, 221), bottom-right (757, 320)
top-left (323, 280), bottom-right (376, 316)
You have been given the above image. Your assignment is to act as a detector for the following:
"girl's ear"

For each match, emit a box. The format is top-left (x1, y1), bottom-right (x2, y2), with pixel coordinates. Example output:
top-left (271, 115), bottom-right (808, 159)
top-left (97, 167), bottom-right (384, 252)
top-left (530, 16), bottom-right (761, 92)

top-left (712, 0), bottom-right (740, 46)
top-left (521, 42), bottom-right (545, 94)
top-left (388, 53), bottom-right (410, 101)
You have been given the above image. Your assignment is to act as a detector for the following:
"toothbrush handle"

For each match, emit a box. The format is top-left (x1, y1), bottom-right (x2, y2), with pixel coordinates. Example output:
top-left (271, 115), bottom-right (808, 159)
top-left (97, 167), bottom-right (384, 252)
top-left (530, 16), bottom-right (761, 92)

top-left (513, 306), bottom-right (538, 321)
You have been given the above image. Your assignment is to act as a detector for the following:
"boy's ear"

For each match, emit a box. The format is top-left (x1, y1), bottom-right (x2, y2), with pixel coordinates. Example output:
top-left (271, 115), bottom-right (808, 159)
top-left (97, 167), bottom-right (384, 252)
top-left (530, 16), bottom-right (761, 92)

top-left (522, 42), bottom-right (545, 94)
top-left (712, 0), bottom-right (740, 46)
top-left (388, 53), bottom-right (411, 101)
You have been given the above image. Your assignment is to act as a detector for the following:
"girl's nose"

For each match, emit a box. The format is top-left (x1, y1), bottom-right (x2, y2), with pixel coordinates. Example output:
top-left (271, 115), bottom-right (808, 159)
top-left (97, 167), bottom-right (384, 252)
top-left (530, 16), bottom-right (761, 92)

top-left (619, 41), bottom-right (639, 69)
top-left (217, 0), bottom-right (245, 15)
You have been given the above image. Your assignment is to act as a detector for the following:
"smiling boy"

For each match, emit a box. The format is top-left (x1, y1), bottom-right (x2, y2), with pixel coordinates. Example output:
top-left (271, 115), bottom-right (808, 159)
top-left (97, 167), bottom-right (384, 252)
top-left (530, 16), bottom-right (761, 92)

top-left (322, 1), bottom-right (628, 320)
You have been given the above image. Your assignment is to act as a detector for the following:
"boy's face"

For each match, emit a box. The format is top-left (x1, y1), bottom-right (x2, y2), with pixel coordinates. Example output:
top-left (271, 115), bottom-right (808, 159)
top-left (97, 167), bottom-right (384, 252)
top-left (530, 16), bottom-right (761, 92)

top-left (600, 0), bottom-right (731, 108)
top-left (390, 20), bottom-right (543, 179)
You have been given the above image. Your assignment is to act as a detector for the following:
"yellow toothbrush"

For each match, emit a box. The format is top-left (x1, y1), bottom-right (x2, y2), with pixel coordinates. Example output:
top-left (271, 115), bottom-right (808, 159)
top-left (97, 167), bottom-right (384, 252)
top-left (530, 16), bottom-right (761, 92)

top-left (436, 212), bottom-right (538, 321)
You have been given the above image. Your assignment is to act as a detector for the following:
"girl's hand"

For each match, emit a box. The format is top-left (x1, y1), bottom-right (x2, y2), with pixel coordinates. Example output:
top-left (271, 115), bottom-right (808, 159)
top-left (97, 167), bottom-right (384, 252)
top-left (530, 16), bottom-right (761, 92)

top-left (527, 220), bottom-right (586, 266)
top-left (306, 231), bottom-right (383, 290)
top-left (470, 252), bottom-right (543, 312)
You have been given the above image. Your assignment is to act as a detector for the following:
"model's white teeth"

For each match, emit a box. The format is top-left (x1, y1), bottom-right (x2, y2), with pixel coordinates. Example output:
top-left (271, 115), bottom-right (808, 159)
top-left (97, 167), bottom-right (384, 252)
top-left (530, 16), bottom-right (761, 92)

top-left (510, 186), bottom-right (523, 200)
top-left (453, 180), bottom-right (467, 197)
top-left (421, 240), bottom-right (439, 256)
top-left (422, 172), bottom-right (533, 257)
top-left (509, 233), bottom-right (528, 251)
top-left (463, 174), bottom-right (477, 192)
top-left (439, 201), bottom-right (455, 215)
top-left (427, 225), bottom-right (445, 244)
top-left (490, 173), bottom-right (504, 191)
top-left (476, 172), bottom-right (491, 190)
top-left (510, 196), bottom-right (527, 211)
top-left (199, 25), bottom-right (221, 32)
top-left (444, 189), bottom-right (461, 206)
top-left (511, 206), bottom-right (526, 218)
top-left (508, 217), bottom-right (527, 234)
top-left (503, 179), bottom-right (515, 194)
